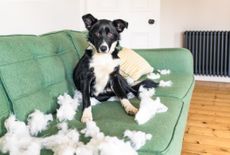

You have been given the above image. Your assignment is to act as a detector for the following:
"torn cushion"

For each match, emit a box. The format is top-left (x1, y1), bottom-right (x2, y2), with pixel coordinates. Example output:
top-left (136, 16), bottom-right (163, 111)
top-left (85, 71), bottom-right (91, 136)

top-left (118, 48), bottom-right (153, 81)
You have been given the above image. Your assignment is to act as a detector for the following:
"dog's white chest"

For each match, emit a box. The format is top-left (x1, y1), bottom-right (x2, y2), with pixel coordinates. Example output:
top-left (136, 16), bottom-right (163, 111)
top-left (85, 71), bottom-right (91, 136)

top-left (90, 53), bottom-right (120, 96)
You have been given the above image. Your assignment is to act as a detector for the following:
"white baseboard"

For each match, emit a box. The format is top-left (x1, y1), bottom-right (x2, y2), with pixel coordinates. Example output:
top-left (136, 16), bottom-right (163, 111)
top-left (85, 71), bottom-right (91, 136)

top-left (195, 75), bottom-right (230, 82)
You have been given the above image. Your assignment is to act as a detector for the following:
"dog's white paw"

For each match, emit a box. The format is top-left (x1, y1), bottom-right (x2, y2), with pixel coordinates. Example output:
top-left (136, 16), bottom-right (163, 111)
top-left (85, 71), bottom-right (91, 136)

top-left (125, 106), bottom-right (138, 116)
top-left (81, 107), bottom-right (93, 123)
top-left (121, 99), bottom-right (138, 115)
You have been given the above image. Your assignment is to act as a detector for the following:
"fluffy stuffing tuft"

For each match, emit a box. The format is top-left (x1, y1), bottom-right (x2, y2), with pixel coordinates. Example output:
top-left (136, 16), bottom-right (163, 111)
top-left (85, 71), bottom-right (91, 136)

top-left (147, 72), bottom-right (161, 80)
top-left (135, 86), bottom-right (168, 125)
top-left (81, 121), bottom-right (103, 138)
top-left (74, 90), bottom-right (101, 106)
top-left (126, 77), bottom-right (135, 85)
top-left (41, 122), bottom-right (80, 155)
top-left (124, 130), bottom-right (152, 150)
top-left (73, 90), bottom-right (83, 103)
top-left (0, 115), bottom-right (42, 155)
top-left (79, 121), bottom-right (137, 155)
top-left (27, 109), bottom-right (53, 136)
top-left (56, 93), bottom-right (80, 121)
top-left (4, 115), bottom-right (29, 137)
top-left (157, 69), bottom-right (171, 75)
top-left (98, 136), bottom-right (138, 155)
top-left (159, 80), bottom-right (173, 87)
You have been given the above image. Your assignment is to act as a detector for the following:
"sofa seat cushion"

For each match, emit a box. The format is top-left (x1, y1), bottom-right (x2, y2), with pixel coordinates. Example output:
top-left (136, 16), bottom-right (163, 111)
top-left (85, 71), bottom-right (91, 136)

top-left (37, 96), bottom-right (186, 155)
top-left (141, 73), bottom-right (194, 100)
top-left (0, 31), bottom-right (79, 121)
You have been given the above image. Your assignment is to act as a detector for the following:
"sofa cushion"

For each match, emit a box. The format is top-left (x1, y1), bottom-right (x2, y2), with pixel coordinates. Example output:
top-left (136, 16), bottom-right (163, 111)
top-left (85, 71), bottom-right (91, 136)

top-left (118, 48), bottom-right (154, 81)
top-left (37, 96), bottom-right (186, 155)
top-left (147, 73), bottom-right (194, 99)
top-left (0, 31), bottom-right (79, 121)
top-left (88, 97), bottom-right (184, 154)
top-left (0, 82), bottom-right (11, 136)
top-left (67, 30), bottom-right (89, 58)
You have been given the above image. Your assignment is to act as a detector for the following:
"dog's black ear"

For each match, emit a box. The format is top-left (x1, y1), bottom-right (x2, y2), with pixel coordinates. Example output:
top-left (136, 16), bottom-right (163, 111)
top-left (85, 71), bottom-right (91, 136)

top-left (82, 14), bottom-right (98, 30)
top-left (112, 19), bottom-right (128, 33)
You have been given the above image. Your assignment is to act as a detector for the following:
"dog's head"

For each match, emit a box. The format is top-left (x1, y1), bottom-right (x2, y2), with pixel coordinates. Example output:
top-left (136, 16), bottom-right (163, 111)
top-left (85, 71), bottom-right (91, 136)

top-left (82, 14), bottom-right (128, 53)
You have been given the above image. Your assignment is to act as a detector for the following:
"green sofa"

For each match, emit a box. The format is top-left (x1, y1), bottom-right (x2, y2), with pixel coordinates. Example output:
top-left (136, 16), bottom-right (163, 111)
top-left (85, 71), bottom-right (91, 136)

top-left (0, 30), bottom-right (195, 155)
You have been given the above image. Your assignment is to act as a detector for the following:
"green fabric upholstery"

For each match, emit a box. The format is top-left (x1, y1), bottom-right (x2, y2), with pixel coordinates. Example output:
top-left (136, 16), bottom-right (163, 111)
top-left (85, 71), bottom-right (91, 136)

top-left (154, 73), bottom-right (193, 99)
top-left (0, 82), bottom-right (11, 136)
top-left (35, 87), bottom-right (195, 155)
top-left (135, 48), bottom-right (193, 75)
top-left (67, 30), bottom-right (89, 58)
top-left (83, 97), bottom-right (184, 153)
top-left (0, 31), bottom-right (79, 121)
top-left (0, 30), bottom-right (194, 155)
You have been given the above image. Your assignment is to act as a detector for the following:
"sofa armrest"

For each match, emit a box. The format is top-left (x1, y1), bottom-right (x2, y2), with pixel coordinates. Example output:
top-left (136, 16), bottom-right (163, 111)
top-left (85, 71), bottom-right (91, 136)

top-left (134, 48), bottom-right (194, 75)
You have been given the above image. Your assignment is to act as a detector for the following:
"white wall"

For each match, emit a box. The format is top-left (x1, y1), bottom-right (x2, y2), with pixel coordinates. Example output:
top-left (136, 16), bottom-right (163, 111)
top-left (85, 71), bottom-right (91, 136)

top-left (160, 0), bottom-right (230, 47)
top-left (2, 0), bottom-right (230, 47)
top-left (0, 0), bottom-right (82, 35)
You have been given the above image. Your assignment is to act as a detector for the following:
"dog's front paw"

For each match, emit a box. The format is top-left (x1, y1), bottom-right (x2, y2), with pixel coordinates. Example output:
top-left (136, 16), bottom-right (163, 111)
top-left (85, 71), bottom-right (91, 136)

top-left (81, 107), bottom-right (93, 123)
top-left (125, 106), bottom-right (138, 115)
top-left (121, 99), bottom-right (138, 116)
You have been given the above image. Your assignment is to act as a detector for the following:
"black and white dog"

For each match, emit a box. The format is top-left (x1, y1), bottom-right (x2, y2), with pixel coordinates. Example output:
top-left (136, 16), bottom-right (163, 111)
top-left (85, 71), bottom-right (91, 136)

top-left (73, 14), bottom-right (158, 123)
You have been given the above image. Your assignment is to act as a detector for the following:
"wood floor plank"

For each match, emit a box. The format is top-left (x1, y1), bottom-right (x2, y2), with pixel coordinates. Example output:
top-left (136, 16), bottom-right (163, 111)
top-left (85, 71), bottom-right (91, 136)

top-left (190, 104), bottom-right (230, 113)
top-left (189, 108), bottom-right (230, 117)
top-left (183, 143), bottom-right (230, 155)
top-left (187, 119), bottom-right (230, 130)
top-left (183, 133), bottom-right (230, 148)
top-left (191, 99), bottom-right (230, 107)
top-left (185, 126), bottom-right (230, 138)
top-left (182, 81), bottom-right (230, 155)
top-left (182, 151), bottom-right (200, 155)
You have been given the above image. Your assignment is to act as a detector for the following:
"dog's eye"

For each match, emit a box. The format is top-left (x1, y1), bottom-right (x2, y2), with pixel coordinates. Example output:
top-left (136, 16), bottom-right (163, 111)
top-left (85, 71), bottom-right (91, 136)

top-left (107, 32), bottom-right (114, 38)
top-left (95, 32), bottom-right (100, 37)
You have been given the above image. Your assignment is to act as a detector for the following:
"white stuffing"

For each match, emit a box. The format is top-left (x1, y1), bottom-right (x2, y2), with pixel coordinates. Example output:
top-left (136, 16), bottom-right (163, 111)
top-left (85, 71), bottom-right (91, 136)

top-left (124, 130), bottom-right (152, 150)
top-left (27, 109), bottom-right (53, 136)
top-left (157, 69), bottom-right (171, 75)
top-left (1, 89), bottom-right (163, 155)
top-left (4, 115), bottom-right (29, 136)
top-left (75, 145), bottom-right (94, 155)
top-left (79, 121), bottom-right (137, 155)
top-left (98, 136), bottom-right (138, 155)
top-left (135, 96), bottom-right (159, 125)
top-left (126, 77), bottom-right (135, 85)
top-left (127, 92), bottom-right (136, 99)
top-left (81, 121), bottom-right (102, 138)
top-left (74, 90), bottom-right (101, 106)
top-left (90, 97), bottom-right (101, 106)
top-left (135, 86), bottom-right (168, 125)
top-left (56, 93), bottom-right (80, 121)
top-left (147, 72), bottom-right (161, 80)
top-left (41, 122), bottom-right (80, 155)
top-left (159, 80), bottom-right (173, 87)
top-left (107, 96), bottom-right (118, 101)
top-left (0, 115), bottom-right (42, 155)
top-left (73, 90), bottom-right (83, 103)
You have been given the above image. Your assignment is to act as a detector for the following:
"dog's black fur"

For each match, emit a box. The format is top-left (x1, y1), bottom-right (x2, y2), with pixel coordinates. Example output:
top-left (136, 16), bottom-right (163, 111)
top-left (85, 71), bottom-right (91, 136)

top-left (73, 14), bottom-right (158, 122)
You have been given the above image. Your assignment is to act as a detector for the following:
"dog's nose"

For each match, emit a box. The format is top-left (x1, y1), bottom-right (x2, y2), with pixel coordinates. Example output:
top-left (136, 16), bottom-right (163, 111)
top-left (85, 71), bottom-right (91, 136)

top-left (99, 46), bottom-right (107, 52)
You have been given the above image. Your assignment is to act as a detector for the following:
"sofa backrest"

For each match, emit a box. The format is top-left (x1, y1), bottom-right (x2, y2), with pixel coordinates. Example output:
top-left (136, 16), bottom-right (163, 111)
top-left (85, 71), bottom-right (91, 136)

top-left (0, 81), bottom-right (11, 136)
top-left (67, 30), bottom-right (89, 58)
top-left (0, 30), bottom-right (86, 125)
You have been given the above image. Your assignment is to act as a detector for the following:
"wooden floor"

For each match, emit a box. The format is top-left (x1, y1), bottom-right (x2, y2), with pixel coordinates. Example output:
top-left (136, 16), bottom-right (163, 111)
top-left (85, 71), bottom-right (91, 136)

top-left (182, 81), bottom-right (230, 155)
